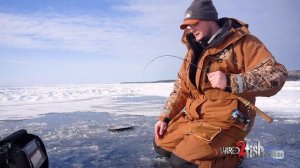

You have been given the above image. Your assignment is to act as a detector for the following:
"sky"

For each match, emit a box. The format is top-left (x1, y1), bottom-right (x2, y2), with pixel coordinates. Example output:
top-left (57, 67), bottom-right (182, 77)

top-left (0, 0), bottom-right (299, 86)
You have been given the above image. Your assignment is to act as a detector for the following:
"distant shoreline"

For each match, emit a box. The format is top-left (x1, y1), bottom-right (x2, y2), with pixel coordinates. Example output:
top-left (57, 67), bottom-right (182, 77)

top-left (287, 70), bottom-right (300, 81)
top-left (123, 70), bottom-right (300, 84)
top-left (121, 80), bottom-right (175, 84)
top-left (1, 71), bottom-right (299, 87)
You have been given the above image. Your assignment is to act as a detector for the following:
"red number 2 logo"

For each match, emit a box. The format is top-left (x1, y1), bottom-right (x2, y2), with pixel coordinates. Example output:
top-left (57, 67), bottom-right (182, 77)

top-left (237, 141), bottom-right (246, 158)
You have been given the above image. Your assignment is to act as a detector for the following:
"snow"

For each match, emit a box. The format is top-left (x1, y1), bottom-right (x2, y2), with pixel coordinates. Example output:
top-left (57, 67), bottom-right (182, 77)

top-left (0, 81), bottom-right (299, 120)
top-left (0, 82), bottom-right (299, 167)
top-left (256, 81), bottom-right (300, 118)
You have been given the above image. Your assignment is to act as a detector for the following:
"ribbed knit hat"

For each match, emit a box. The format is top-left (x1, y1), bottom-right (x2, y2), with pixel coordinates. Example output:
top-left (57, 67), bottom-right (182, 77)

top-left (180, 0), bottom-right (218, 29)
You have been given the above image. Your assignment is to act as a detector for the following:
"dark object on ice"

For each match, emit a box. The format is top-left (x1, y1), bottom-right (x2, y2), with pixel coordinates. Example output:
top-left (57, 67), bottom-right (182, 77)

top-left (231, 109), bottom-right (248, 124)
top-left (0, 129), bottom-right (48, 168)
top-left (108, 124), bottom-right (134, 131)
top-left (287, 70), bottom-right (300, 81)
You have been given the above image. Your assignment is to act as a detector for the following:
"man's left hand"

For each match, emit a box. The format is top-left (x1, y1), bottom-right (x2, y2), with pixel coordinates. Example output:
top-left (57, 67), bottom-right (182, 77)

top-left (207, 71), bottom-right (227, 90)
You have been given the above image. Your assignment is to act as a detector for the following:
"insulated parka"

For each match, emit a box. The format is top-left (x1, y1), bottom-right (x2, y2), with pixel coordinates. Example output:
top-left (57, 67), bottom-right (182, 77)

top-left (159, 18), bottom-right (287, 131)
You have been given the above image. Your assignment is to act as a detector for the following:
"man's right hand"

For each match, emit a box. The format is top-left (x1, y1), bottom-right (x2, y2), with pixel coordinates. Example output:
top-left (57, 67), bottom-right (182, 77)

top-left (155, 120), bottom-right (168, 139)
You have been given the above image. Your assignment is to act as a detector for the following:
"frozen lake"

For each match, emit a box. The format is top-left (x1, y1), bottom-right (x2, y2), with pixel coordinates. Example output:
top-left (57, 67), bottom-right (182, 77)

top-left (0, 82), bottom-right (299, 167)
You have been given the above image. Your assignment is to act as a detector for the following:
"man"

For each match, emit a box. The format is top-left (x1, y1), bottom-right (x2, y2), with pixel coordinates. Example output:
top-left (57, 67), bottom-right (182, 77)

top-left (153, 0), bottom-right (287, 167)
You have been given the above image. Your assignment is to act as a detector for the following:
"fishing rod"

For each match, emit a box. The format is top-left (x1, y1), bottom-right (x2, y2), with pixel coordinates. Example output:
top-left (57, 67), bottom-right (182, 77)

top-left (141, 54), bottom-right (273, 123)
top-left (140, 54), bottom-right (202, 82)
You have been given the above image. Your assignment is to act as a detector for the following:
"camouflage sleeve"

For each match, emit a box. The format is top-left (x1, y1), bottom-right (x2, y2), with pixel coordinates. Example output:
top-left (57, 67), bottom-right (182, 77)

top-left (230, 57), bottom-right (288, 96)
top-left (159, 65), bottom-right (189, 121)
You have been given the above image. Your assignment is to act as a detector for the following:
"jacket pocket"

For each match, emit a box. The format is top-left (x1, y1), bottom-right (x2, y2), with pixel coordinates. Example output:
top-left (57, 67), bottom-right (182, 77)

top-left (201, 98), bottom-right (238, 128)
top-left (189, 122), bottom-right (221, 142)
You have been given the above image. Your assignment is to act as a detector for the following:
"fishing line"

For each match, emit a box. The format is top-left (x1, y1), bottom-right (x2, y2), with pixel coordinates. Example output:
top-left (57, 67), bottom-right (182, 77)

top-left (140, 54), bottom-right (234, 81)
top-left (140, 54), bottom-right (204, 82)
top-left (141, 54), bottom-right (273, 91)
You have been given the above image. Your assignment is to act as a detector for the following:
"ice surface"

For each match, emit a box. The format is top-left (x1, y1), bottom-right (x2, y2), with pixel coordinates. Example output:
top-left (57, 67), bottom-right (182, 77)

top-left (1, 81), bottom-right (299, 121)
top-left (0, 112), bottom-right (298, 168)
top-left (0, 83), bottom-right (172, 120)
top-left (0, 80), bottom-right (299, 167)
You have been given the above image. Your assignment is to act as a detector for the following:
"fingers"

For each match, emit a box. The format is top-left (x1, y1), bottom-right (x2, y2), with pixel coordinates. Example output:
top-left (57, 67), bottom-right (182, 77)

top-left (207, 71), bottom-right (227, 90)
top-left (207, 71), bottom-right (219, 84)
top-left (154, 122), bottom-right (160, 139)
top-left (207, 71), bottom-right (219, 87)
top-left (208, 73), bottom-right (217, 83)
top-left (159, 124), bottom-right (166, 136)
top-left (207, 71), bottom-right (220, 79)
top-left (155, 121), bottom-right (167, 139)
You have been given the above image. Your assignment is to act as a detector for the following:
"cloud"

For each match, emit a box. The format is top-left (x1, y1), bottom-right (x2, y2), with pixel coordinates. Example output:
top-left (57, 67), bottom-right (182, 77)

top-left (0, 0), bottom-right (191, 85)
top-left (0, 13), bottom-right (123, 52)
top-left (0, 0), bottom-right (189, 59)
top-left (1, 0), bottom-right (297, 86)
top-left (3, 59), bottom-right (33, 66)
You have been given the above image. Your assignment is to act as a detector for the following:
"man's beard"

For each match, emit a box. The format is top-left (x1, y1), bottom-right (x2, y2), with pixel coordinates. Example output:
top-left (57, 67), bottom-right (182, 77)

top-left (201, 36), bottom-right (210, 43)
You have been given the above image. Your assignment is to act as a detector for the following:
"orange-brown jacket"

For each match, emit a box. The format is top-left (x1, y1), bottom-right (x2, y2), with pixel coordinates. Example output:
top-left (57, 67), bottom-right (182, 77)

top-left (160, 18), bottom-right (287, 131)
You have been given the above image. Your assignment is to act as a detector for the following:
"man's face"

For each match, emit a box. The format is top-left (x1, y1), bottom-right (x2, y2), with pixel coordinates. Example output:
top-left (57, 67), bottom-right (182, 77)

top-left (188, 20), bottom-right (212, 42)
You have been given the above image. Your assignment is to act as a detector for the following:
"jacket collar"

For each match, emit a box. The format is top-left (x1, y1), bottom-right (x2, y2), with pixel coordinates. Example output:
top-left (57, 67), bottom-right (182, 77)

top-left (182, 18), bottom-right (250, 54)
top-left (208, 17), bottom-right (249, 49)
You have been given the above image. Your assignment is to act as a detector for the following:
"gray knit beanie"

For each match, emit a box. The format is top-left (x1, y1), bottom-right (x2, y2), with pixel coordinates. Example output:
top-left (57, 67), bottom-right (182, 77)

top-left (180, 0), bottom-right (218, 29)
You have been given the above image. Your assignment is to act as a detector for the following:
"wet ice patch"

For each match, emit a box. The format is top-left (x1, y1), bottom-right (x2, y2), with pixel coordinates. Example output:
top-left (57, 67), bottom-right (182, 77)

top-left (283, 120), bottom-right (299, 124)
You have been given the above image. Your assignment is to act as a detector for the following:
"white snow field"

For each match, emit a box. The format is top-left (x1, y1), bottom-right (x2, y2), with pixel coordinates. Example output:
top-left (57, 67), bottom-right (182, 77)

top-left (0, 81), bottom-right (299, 121)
